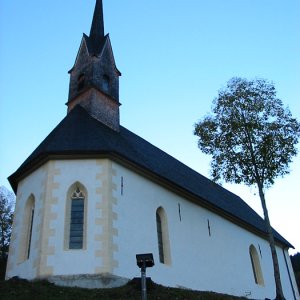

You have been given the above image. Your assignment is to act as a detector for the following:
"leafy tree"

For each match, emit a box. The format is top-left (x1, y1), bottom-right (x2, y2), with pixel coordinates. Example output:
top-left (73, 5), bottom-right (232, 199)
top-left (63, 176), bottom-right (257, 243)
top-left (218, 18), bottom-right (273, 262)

top-left (194, 77), bottom-right (300, 300)
top-left (0, 186), bottom-right (15, 279)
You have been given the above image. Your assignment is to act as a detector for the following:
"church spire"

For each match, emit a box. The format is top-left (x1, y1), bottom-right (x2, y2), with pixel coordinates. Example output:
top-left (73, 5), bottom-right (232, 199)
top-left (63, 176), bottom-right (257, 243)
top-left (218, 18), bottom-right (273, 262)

top-left (89, 0), bottom-right (105, 48)
top-left (67, 0), bottom-right (121, 132)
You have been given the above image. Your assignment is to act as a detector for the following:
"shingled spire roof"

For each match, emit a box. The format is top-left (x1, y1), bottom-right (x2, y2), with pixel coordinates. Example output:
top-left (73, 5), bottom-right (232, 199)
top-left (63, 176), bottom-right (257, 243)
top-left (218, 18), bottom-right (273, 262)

top-left (86, 0), bottom-right (106, 55)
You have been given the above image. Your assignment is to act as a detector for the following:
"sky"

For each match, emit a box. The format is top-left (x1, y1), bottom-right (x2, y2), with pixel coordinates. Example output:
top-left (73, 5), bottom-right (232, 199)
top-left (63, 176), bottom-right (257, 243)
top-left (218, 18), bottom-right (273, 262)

top-left (0, 1), bottom-right (299, 254)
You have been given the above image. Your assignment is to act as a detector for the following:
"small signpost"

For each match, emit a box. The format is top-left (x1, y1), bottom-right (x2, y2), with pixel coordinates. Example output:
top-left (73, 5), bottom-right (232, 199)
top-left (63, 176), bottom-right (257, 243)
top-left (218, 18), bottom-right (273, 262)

top-left (136, 253), bottom-right (154, 300)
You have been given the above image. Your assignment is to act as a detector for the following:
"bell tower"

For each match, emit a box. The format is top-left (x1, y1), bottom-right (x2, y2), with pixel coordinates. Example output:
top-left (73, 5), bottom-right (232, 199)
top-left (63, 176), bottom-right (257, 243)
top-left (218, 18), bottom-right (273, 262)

top-left (66, 0), bottom-right (121, 131)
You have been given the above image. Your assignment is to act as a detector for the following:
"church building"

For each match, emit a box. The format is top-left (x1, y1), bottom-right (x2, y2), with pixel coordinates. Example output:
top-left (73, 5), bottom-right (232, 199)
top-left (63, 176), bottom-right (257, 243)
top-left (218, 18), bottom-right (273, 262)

top-left (6, 1), bottom-right (299, 299)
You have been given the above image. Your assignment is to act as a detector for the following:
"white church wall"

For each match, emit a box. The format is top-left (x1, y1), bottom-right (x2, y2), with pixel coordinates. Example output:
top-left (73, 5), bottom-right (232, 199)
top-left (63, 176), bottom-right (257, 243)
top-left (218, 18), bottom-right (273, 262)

top-left (112, 161), bottom-right (298, 299)
top-left (6, 158), bottom-right (298, 299)
top-left (44, 159), bottom-right (104, 276)
top-left (277, 248), bottom-right (300, 300)
top-left (6, 163), bottom-right (48, 280)
top-left (6, 159), bottom-right (106, 279)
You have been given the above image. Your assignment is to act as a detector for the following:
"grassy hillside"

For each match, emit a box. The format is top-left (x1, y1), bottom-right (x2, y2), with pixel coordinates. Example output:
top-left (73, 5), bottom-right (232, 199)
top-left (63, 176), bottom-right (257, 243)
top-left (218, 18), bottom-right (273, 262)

top-left (0, 278), bottom-right (248, 300)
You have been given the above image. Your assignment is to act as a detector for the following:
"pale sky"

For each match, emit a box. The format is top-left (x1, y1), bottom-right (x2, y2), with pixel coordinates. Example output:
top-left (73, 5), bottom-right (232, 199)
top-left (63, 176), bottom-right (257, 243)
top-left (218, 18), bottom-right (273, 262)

top-left (0, 0), bottom-right (299, 254)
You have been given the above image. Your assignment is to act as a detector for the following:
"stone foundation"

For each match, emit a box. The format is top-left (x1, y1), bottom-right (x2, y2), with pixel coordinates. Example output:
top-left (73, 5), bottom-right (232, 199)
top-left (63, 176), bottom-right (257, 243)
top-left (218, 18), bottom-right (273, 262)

top-left (47, 273), bottom-right (129, 289)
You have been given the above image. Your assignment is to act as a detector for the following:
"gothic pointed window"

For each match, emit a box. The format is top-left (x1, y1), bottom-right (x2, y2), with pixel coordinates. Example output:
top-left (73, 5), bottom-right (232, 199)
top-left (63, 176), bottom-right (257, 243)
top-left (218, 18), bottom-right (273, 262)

top-left (249, 245), bottom-right (264, 285)
top-left (65, 184), bottom-right (87, 250)
top-left (69, 187), bottom-right (85, 249)
top-left (156, 207), bottom-right (172, 265)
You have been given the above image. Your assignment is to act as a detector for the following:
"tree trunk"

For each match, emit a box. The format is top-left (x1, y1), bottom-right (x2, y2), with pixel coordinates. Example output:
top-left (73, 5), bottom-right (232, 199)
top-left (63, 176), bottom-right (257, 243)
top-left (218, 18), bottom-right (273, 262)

top-left (257, 183), bottom-right (285, 300)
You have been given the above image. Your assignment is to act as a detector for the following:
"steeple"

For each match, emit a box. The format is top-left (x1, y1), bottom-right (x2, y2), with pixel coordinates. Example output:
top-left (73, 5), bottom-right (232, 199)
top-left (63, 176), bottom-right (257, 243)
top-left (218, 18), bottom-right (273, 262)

top-left (89, 0), bottom-right (105, 53)
top-left (66, 0), bottom-right (121, 131)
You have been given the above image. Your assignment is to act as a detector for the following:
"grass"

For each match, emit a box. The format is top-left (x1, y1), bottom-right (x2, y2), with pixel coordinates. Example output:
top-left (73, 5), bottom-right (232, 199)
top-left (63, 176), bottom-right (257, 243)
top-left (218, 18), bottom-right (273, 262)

top-left (0, 277), bottom-right (249, 300)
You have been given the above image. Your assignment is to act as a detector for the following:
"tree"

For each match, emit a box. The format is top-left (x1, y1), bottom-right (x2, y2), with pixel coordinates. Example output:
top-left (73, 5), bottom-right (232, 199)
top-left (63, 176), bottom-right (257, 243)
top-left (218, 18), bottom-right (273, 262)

top-left (0, 186), bottom-right (14, 279)
top-left (194, 77), bottom-right (300, 300)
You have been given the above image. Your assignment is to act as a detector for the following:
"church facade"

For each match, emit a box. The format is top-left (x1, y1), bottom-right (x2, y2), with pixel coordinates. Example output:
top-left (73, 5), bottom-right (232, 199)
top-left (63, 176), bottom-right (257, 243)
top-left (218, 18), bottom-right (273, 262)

top-left (6, 1), bottom-right (299, 299)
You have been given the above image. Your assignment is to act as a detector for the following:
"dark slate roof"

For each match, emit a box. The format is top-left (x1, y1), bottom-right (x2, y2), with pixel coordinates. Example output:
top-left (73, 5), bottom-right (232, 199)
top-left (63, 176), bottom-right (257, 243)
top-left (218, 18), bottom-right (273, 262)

top-left (9, 105), bottom-right (293, 248)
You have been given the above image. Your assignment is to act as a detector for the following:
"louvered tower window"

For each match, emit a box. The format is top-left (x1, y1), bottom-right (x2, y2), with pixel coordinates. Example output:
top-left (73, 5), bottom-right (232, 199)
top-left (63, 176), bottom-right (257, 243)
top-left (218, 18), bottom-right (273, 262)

top-left (77, 74), bottom-right (85, 91)
top-left (103, 74), bottom-right (110, 92)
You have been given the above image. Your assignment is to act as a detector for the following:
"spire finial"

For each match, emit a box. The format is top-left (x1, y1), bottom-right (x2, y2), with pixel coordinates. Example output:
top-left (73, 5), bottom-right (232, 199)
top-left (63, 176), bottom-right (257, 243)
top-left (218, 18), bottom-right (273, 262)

top-left (89, 0), bottom-right (105, 42)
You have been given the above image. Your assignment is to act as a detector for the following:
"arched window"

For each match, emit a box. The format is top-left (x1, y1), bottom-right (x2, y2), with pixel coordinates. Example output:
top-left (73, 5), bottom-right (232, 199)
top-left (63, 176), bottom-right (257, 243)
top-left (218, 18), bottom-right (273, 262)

top-left (77, 74), bottom-right (85, 91)
top-left (65, 183), bottom-right (87, 250)
top-left (156, 207), bottom-right (171, 265)
top-left (19, 195), bottom-right (35, 262)
top-left (249, 244), bottom-right (264, 285)
top-left (156, 211), bottom-right (164, 263)
top-left (102, 74), bottom-right (110, 92)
